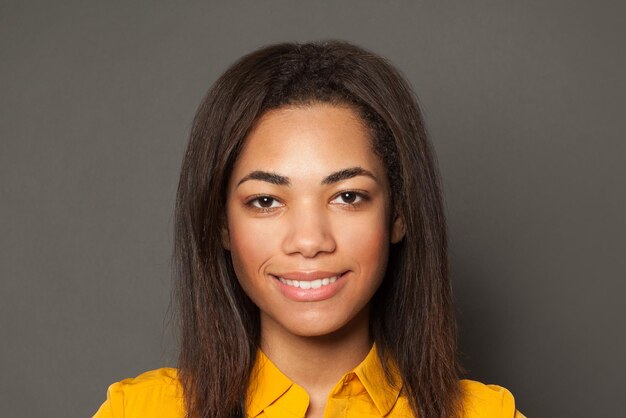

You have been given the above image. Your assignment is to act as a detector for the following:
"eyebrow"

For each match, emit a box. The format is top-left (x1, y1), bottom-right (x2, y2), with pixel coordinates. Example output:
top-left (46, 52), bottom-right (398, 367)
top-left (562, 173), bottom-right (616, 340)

top-left (236, 166), bottom-right (379, 188)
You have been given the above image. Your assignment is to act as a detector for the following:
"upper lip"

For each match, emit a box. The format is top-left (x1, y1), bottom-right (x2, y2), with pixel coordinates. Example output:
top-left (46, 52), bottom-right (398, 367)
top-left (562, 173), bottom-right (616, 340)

top-left (271, 271), bottom-right (346, 281)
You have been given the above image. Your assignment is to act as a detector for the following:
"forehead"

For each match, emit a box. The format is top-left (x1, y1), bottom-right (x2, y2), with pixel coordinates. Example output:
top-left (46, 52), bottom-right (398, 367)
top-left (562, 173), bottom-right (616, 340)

top-left (230, 104), bottom-right (385, 182)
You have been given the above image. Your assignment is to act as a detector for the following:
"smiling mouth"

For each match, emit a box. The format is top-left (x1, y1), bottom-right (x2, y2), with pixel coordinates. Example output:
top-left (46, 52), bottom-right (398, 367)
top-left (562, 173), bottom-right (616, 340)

top-left (270, 271), bottom-right (348, 290)
top-left (278, 276), bottom-right (337, 289)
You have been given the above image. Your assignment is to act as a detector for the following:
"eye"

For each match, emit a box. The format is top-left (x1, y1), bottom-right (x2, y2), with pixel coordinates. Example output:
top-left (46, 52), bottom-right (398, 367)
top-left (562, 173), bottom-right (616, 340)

top-left (246, 195), bottom-right (283, 211)
top-left (330, 191), bottom-right (368, 206)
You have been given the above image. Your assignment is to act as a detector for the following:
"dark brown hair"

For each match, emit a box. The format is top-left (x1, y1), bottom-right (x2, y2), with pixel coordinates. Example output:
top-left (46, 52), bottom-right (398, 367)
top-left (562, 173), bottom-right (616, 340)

top-left (173, 40), bottom-right (463, 418)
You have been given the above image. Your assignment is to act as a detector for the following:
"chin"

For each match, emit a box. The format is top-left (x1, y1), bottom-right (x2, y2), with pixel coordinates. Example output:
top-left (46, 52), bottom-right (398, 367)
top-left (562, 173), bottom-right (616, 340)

top-left (278, 312), bottom-right (357, 338)
top-left (261, 303), bottom-right (370, 340)
top-left (286, 324), bottom-right (347, 338)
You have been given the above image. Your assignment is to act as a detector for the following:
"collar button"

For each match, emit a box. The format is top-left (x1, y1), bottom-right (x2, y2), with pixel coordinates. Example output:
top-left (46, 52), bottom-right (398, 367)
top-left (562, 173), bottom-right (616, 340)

top-left (342, 373), bottom-right (354, 386)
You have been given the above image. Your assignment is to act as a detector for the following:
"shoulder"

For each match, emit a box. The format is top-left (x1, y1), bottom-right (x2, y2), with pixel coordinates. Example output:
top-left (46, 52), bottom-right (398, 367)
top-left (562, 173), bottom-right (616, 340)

top-left (93, 368), bottom-right (184, 418)
top-left (459, 379), bottom-right (526, 418)
top-left (106, 367), bottom-right (182, 399)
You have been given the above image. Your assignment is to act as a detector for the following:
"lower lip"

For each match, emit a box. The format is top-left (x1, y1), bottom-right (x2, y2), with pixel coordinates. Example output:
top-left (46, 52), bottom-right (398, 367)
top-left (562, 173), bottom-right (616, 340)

top-left (271, 271), bottom-right (350, 302)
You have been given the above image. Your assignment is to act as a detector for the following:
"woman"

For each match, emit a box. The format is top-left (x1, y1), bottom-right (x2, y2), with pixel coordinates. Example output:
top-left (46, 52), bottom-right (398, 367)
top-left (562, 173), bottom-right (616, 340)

top-left (94, 40), bottom-right (525, 418)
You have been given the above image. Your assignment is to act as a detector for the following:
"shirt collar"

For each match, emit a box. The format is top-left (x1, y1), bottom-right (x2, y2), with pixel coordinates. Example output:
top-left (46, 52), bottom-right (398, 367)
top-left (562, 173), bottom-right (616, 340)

top-left (246, 350), bottom-right (306, 417)
top-left (246, 343), bottom-right (403, 417)
top-left (353, 343), bottom-right (403, 415)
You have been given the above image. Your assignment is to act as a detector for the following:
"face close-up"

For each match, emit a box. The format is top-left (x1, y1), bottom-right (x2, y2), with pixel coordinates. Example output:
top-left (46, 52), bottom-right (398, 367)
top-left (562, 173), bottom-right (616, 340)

top-left (223, 103), bottom-right (405, 339)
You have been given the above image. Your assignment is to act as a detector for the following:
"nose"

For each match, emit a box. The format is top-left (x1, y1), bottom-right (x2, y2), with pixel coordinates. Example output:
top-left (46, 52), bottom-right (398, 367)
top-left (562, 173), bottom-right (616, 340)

top-left (281, 202), bottom-right (336, 258)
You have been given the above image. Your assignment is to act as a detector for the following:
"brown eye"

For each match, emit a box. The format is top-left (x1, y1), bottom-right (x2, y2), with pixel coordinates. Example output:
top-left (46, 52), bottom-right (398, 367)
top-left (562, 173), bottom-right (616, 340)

top-left (256, 196), bottom-right (275, 208)
top-left (330, 191), bottom-right (368, 206)
top-left (340, 192), bottom-right (358, 204)
top-left (247, 195), bottom-right (283, 211)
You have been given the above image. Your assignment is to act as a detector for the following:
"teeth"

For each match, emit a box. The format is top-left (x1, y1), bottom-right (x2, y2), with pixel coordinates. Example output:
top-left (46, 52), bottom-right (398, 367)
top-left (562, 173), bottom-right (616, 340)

top-left (278, 276), bottom-right (338, 289)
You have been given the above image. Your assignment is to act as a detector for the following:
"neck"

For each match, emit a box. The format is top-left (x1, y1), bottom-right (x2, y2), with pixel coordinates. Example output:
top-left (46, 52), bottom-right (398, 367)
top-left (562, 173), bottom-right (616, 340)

top-left (259, 307), bottom-right (372, 395)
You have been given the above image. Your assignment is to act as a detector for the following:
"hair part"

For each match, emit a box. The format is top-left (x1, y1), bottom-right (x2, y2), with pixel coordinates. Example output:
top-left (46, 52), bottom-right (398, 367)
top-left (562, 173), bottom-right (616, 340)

top-left (173, 39), bottom-right (463, 418)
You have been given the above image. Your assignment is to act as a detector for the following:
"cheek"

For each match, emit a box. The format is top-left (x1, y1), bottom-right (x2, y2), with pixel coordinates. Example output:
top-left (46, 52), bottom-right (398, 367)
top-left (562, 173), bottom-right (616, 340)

top-left (227, 215), bottom-right (279, 284)
top-left (339, 212), bottom-right (390, 276)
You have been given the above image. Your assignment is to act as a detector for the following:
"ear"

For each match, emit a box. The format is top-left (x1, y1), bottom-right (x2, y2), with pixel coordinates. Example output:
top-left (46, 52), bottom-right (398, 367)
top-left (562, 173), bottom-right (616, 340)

top-left (220, 221), bottom-right (231, 251)
top-left (390, 209), bottom-right (406, 244)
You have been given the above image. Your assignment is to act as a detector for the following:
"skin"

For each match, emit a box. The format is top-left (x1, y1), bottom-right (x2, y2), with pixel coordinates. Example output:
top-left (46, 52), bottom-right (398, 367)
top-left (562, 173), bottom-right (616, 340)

top-left (222, 103), bottom-right (405, 418)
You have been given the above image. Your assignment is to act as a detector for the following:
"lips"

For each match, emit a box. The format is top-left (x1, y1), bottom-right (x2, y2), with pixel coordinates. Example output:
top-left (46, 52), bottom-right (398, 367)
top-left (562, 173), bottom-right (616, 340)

top-left (271, 270), bottom-right (347, 281)
top-left (269, 270), bottom-right (349, 302)
top-left (277, 275), bottom-right (338, 289)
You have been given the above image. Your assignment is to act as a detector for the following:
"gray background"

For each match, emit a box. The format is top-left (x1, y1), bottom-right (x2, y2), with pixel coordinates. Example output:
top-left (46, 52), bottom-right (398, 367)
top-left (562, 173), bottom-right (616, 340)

top-left (1, 1), bottom-right (624, 417)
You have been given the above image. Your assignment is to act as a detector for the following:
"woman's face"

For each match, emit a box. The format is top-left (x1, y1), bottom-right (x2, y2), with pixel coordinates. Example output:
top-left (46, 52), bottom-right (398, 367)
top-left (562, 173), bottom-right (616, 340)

top-left (223, 103), bottom-right (405, 339)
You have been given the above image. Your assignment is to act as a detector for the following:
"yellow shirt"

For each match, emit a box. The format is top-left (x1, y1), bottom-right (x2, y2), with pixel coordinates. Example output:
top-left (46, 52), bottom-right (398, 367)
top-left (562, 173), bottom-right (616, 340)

top-left (93, 345), bottom-right (526, 417)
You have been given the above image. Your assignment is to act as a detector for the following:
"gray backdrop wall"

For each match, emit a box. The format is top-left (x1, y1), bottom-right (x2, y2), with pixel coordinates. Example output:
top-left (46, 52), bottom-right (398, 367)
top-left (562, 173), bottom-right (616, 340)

top-left (1, 1), bottom-right (624, 417)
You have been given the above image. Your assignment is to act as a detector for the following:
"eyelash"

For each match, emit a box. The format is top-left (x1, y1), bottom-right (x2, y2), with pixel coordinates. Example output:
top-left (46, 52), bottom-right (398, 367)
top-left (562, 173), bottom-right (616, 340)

top-left (244, 191), bottom-right (370, 213)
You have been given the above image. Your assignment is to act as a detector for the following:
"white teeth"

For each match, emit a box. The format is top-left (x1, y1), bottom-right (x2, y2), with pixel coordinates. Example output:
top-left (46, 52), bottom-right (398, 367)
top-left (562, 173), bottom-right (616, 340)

top-left (278, 275), bottom-right (339, 289)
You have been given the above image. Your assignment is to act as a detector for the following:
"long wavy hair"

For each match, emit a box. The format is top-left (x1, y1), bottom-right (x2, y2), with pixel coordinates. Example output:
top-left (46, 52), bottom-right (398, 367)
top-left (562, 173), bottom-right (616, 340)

top-left (173, 40), bottom-right (463, 418)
